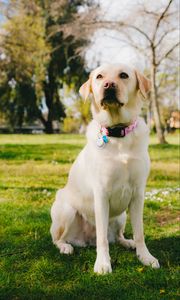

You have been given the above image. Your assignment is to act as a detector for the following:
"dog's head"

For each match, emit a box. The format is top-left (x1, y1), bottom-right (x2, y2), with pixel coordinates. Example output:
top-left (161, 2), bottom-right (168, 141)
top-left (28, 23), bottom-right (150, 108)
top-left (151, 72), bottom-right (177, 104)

top-left (79, 64), bottom-right (151, 126)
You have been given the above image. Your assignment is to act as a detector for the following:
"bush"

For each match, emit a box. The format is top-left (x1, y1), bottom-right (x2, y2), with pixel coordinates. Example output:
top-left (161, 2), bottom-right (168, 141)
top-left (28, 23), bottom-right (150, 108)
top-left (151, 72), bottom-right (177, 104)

top-left (62, 117), bottom-right (80, 133)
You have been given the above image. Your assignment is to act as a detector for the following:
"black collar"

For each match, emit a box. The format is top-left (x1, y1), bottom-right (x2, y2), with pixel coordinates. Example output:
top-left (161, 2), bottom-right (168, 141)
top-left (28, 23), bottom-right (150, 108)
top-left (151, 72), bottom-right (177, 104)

top-left (107, 124), bottom-right (128, 138)
top-left (104, 120), bottom-right (138, 138)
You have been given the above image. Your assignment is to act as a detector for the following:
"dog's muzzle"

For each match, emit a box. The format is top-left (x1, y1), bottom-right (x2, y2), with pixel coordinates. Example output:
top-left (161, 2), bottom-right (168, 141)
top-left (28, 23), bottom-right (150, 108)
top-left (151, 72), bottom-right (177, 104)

top-left (101, 88), bottom-right (124, 107)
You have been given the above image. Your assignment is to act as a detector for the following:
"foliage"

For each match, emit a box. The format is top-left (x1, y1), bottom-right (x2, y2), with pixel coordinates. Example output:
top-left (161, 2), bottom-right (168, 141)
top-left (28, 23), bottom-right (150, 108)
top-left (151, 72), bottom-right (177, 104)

top-left (0, 4), bottom-right (49, 128)
top-left (63, 95), bottom-right (91, 133)
top-left (1, 12), bottom-right (48, 85)
top-left (0, 0), bottom-right (94, 132)
top-left (75, 98), bottom-right (91, 126)
top-left (63, 116), bottom-right (80, 133)
top-left (0, 133), bottom-right (179, 299)
top-left (0, 82), bottom-right (37, 128)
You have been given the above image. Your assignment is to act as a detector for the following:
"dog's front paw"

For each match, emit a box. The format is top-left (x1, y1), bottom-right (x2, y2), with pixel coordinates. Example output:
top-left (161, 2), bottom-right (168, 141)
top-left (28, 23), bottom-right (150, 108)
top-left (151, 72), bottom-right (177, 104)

top-left (56, 242), bottom-right (74, 255)
top-left (94, 256), bottom-right (112, 274)
top-left (137, 248), bottom-right (160, 268)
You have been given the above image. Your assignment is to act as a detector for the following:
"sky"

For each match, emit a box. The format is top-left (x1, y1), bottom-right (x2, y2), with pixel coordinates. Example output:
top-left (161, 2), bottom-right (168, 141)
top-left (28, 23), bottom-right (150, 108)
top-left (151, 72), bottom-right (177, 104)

top-left (0, 0), bottom-right (8, 23)
top-left (85, 0), bottom-right (145, 70)
top-left (85, 0), bottom-right (179, 71)
top-left (85, 29), bottom-right (145, 70)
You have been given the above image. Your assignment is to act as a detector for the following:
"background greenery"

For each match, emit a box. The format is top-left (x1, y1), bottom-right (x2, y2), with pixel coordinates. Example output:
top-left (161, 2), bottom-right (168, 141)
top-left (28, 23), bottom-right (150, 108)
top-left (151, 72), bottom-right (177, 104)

top-left (0, 133), bottom-right (179, 300)
top-left (0, 0), bottom-right (94, 133)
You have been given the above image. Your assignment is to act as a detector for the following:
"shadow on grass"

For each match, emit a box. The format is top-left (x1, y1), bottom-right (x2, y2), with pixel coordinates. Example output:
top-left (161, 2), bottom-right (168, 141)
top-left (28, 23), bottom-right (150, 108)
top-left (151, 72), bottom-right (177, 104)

top-left (149, 144), bottom-right (179, 162)
top-left (1, 234), bottom-right (179, 300)
top-left (0, 185), bottom-right (57, 192)
top-left (145, 236), bottom-right (180, 267)
top-left (0, 143), bottom-right (178, 162)
top-left (0, 143), bottom-right (83, 162)
top-left (149, 144), bottom-right (178, 150)
top-left (2, 232), bottom-right (180, 268)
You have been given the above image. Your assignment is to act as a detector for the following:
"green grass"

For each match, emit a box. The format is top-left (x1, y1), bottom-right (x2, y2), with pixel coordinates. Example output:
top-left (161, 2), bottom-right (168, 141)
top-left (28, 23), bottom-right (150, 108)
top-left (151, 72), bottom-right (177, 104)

top-left (0, 133), bottom-right (179, 300)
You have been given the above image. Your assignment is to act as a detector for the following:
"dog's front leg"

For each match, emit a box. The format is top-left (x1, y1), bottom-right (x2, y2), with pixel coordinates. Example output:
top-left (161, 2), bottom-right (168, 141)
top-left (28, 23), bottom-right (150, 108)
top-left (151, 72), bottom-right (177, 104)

top-left (129, 190), bottom-right (160, 268)
top-left (93, 190), bottom-right (112, 274)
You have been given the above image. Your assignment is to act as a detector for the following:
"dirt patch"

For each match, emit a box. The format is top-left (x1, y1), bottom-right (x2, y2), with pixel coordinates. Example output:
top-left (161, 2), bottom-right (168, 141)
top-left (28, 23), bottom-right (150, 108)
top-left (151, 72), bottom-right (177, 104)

top-left (156, 208), bottom-right (179, 226)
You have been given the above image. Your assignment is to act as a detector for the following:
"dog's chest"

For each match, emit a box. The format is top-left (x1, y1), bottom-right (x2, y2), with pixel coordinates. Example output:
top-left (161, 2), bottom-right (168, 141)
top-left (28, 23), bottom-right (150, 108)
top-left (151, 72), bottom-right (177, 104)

top-left (95, 142), bottom-right (145, 217)
top-left (104, 152), bottom-right (133, 216)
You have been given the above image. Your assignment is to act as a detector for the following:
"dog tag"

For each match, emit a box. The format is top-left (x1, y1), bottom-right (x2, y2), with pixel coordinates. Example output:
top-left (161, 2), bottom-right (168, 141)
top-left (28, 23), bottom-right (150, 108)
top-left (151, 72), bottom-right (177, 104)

top-left (96, 136), bottom-right (104, 147)
top-left (102, 135), bottom-right (108, 143)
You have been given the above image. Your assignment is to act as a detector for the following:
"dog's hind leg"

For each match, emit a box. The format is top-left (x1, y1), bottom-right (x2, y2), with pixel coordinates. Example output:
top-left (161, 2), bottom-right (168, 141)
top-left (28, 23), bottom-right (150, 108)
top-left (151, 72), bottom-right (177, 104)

top-left (117, 212), bottom-right (136, 249)
top-left (50, 188), bottom-right (76, 254)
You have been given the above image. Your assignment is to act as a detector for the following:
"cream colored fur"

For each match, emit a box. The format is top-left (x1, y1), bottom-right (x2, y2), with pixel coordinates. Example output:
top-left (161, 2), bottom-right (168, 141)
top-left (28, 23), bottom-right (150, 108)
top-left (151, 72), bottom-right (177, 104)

top-left (50, 64), bottom-right (159, 274)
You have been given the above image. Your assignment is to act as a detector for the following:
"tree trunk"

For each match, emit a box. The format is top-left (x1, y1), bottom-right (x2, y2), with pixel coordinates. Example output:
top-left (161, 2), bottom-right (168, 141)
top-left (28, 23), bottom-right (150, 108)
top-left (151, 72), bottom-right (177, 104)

top-left (37, 108), bottom-right (53, 134)
top-left (151, 64), bottom-right (167, 144)
top-left (146, 101), bottom-right (152, 130)
top-left (17, 105), bottom-right (24, 128)
top-left (43, 79), bottom-right (54, 134)
top-left (44, 118), bottom-right (53, 134)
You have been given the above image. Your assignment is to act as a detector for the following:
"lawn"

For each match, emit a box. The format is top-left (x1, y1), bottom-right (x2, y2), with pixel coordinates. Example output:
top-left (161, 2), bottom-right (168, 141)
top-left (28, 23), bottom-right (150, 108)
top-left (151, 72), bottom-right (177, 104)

top-left (0, 133), bottom-right (179, 300)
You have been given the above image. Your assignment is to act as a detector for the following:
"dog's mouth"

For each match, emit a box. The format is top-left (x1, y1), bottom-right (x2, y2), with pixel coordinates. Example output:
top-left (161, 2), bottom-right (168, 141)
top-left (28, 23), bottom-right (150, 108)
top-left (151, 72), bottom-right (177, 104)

top-left (101, 89), bottom-right (124, 108)
top-left (101, 93), bottom-right (124, 108)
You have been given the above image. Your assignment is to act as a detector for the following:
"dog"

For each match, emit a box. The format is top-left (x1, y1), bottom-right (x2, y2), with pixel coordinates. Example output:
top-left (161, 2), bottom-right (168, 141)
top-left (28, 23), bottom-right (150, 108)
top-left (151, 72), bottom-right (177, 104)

top-left (50, 63), bottom-right (160, 274)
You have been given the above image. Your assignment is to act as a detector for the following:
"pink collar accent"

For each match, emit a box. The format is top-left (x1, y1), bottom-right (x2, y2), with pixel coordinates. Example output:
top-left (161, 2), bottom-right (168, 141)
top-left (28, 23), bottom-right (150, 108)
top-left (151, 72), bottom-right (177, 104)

top-left (101, 119), bottom-right (138, 138)
top-left (124, 119), bottom-right (138, 135)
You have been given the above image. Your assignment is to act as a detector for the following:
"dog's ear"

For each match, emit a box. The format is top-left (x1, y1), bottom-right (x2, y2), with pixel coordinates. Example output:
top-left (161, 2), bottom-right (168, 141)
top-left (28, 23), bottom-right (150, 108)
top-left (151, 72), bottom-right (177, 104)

top-left (135, 70), bottom-right (151, 99)
top-left (79, 78), bottom-right (92, 101)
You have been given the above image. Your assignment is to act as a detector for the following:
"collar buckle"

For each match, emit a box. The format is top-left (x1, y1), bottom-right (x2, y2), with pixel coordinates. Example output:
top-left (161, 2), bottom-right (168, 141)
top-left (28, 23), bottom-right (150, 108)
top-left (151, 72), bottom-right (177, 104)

top-left (107, 126), bottom-right (126, 137)
top-left (119, 128), bottom-right (126, 137)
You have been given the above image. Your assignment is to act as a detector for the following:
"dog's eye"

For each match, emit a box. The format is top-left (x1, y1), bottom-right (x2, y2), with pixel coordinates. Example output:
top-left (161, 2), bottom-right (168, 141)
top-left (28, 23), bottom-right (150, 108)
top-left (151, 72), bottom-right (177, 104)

top-left (96, 74), bottom-right (103, 79)
top-left (119, 72), bottom-right (129, 79)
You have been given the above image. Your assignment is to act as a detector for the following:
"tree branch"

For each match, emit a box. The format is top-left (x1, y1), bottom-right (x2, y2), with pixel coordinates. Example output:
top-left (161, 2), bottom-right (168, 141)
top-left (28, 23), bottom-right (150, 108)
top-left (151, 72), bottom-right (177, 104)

top-left (108, 32), bottom-right (150, 58)
top-left (155, 28), bottom-right (177, 48)
top-left (156, 42), bottom-right (179, 65)
top-left (152, 0), bottom-right (174, 43)
top-left (80, 20), bottom-right (153, 45)
top-left (123, 24), bottom-right (152, 45)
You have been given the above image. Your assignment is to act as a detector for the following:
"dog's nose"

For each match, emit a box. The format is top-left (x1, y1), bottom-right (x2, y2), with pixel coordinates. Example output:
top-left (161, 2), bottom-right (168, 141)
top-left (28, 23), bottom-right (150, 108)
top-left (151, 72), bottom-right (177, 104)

top-left (104, 81), bottom-right (116, 89)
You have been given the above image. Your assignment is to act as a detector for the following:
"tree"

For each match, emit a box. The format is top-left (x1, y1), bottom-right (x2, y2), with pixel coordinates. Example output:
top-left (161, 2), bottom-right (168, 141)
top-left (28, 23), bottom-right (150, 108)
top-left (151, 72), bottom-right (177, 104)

top-left (0, 0), bottom-right (95, 132)
top-left (39, 0), bottom-right (97, 132)
top-left (0, 2), bottom-right (50, 129)
top-left (93, 0), bottom-right (179, 143)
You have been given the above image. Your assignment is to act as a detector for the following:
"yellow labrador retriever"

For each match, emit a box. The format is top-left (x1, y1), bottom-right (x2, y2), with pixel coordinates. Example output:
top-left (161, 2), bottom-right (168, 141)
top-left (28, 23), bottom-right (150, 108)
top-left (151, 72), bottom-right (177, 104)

top-left (50, 64), bottom-right (160, 274)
